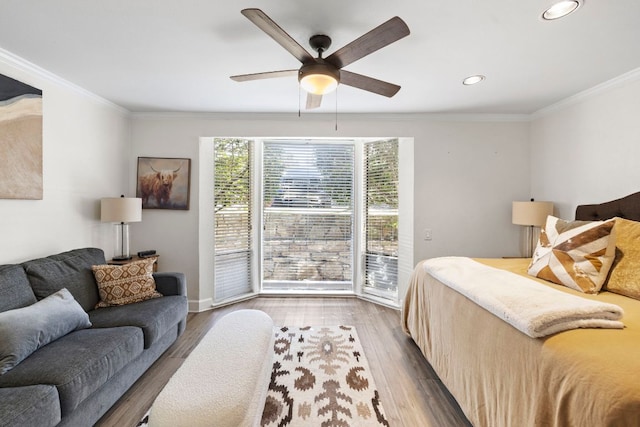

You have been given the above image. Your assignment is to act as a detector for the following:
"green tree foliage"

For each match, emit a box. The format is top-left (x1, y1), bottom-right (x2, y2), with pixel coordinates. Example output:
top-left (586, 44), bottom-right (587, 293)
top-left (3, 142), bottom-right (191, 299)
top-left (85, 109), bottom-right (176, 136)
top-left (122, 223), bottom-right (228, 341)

top-left (365, 139), bottom-right (399, 245)
top-left (262, 144), bottom-right (284, 206)
top-left (315, 144), bottom-right (354, 207)
top-left (365, 139), bottom-right (398, 209)
top-left (214, 138), bottom-right (398, 213)
top-left (214, 138), bottom-right (251, 213)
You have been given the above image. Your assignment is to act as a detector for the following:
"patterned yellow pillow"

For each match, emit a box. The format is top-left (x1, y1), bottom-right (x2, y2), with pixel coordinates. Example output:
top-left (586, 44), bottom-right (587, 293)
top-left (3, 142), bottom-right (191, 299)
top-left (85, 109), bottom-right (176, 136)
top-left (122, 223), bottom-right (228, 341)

top-left (528, 215), bottom-right (616, 294)
top-left (604, 217), bottom-right (640, 300)
top-left (92, 258), bottom-right (162, 308)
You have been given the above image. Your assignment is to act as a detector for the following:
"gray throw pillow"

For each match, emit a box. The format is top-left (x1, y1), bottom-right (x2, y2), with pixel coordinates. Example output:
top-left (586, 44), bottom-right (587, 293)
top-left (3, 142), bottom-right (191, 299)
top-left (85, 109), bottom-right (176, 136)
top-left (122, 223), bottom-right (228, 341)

top-left (0, 288), bottom-right (92, 375)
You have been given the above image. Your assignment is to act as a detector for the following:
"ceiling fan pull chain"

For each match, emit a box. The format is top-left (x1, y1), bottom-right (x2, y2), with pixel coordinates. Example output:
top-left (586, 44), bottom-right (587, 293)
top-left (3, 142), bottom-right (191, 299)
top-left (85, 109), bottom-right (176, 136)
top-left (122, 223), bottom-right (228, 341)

top-left (298, 84), bottom-right (301, 117)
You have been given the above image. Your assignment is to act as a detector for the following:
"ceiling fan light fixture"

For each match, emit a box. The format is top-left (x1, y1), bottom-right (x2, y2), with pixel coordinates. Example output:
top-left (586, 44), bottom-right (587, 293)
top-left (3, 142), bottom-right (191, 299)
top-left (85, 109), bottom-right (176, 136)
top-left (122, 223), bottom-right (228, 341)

top-left (298, 63), bottom-right (340, 95)
top-left (542, 1), bottom-right (581, 20)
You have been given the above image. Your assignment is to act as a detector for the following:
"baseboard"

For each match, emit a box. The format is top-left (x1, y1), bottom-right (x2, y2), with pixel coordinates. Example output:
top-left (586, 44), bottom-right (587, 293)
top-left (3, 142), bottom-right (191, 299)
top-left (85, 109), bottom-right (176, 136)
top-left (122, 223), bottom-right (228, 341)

top-left (188, 298), bottom-right (213, 313)
top-left (190, 294), bottom-right (398, 312)
top-left (357, 294), bottom-right (400, 311)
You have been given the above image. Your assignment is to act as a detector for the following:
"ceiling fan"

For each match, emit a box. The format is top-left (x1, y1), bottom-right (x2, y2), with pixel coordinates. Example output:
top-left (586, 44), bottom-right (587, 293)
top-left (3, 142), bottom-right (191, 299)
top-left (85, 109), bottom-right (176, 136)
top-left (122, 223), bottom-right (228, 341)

top-left (230, 9), bottom-right (410, 109)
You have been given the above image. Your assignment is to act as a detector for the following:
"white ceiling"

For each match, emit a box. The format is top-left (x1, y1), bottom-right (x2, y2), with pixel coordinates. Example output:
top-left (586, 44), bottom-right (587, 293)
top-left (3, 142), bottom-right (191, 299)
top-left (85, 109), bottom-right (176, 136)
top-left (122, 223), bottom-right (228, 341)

top-left (1, 0), bottom-right (639, 114)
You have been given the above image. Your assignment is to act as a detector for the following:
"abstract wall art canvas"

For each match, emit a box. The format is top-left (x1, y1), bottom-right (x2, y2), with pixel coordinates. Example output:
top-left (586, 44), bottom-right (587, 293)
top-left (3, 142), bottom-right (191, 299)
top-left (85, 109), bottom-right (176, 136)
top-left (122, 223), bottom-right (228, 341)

top-left (0, 73), bottom-right (43, 199)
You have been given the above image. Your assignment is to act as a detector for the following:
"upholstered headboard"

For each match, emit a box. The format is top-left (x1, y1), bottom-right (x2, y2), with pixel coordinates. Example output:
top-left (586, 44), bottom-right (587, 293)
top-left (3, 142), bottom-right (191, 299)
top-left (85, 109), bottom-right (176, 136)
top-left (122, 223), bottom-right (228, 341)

top-left (575, 191), bottom-right (640, 222)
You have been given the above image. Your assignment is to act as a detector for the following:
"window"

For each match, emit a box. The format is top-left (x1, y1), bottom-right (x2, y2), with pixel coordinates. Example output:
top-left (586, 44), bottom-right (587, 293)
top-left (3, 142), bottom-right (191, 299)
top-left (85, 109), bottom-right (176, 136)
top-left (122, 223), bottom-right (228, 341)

top-left (363, 139), bottom-right (399, 300)
top-left (204, 137), bottom-right (412, 308)
top-left (262, 141), bottom-right (354, 292)
top-left (213, 138), bottom-right (253, 301)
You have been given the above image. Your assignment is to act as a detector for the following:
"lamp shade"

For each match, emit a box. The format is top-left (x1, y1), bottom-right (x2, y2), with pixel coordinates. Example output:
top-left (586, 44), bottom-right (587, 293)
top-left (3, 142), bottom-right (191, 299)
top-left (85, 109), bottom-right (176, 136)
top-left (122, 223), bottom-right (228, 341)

top-left (101, 197), bottom-right (142, 223)
top-left (512, 201), bottom-right (554, 227)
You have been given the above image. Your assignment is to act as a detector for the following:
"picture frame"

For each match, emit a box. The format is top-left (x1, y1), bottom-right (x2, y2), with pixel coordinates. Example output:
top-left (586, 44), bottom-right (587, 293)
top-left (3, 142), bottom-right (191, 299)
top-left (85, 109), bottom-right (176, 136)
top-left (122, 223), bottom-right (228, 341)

top-left (0, 73), bottom-right (43, 200)
top-left (136, 157), bottom-right (191, 210)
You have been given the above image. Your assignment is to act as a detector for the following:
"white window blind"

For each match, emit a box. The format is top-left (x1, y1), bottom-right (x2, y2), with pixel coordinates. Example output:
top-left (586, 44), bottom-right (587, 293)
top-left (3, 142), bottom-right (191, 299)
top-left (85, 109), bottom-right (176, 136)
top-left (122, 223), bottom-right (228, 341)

top-left (214, 138), bottom-right (253, 301)
top-left (363, 139), bottom-right (399, 299)
top-left (262, 142), bottom-right (354, 291)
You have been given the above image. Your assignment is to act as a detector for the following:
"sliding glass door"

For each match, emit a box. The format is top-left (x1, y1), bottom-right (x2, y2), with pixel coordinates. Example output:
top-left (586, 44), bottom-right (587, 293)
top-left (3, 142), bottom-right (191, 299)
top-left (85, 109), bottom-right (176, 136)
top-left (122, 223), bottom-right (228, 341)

top-left (262, 141), bottom-right (354, 292)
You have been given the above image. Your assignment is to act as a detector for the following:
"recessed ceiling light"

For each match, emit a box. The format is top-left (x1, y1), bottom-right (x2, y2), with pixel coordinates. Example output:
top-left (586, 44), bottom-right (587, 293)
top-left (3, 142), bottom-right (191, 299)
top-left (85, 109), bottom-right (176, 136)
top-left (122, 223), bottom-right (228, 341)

top-left (462, 75), bottom-right (485, 86)
top-left (542, 1), bottom-right (581, 20)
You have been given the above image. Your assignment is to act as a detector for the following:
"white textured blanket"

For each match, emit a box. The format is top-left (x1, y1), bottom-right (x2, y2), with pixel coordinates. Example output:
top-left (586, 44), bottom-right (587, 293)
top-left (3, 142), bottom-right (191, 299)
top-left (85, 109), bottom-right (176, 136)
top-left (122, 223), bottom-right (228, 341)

top-left (423, 257), bottom-right (624, 338)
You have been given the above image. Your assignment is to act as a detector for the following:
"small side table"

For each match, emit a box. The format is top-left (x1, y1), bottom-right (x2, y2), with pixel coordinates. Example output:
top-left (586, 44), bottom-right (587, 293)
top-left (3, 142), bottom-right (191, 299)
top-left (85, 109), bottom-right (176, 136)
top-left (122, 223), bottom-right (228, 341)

top-left (107, 255), bottom-right (159, 272)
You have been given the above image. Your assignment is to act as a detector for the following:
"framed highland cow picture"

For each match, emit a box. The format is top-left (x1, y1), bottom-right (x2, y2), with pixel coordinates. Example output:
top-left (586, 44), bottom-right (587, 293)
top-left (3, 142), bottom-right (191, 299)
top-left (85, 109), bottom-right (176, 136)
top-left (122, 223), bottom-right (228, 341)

top-left (136, 157), bottom-right (190, 210)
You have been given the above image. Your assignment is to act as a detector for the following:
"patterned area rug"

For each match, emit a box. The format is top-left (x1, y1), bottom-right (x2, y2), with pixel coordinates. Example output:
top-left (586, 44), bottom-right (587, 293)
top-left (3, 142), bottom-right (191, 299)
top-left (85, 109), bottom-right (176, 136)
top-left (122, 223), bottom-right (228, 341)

top-left (260, 325), bottom-right (389, 427)
top-left (138, 325), bottom-right (388, 427)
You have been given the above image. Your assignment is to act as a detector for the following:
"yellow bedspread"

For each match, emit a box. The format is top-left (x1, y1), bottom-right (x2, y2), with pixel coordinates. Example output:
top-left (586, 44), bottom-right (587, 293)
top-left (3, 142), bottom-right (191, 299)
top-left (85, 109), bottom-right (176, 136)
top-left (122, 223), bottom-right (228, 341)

top-left (402, 258), bottom-right (640, 427)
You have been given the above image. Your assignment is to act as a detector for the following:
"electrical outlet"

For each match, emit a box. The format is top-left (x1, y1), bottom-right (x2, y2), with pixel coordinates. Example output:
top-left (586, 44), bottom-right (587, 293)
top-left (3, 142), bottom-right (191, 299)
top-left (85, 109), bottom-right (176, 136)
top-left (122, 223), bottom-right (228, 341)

top-left (423, 228), bottom-right (433, 241)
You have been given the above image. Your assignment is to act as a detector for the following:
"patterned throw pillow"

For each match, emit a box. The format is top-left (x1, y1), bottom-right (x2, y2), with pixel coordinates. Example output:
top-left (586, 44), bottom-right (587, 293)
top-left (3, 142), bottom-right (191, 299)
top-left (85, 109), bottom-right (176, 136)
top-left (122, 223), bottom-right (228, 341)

top-left (92, 258), bottom-right (162, 308)
top-left (528, 215), bottom-right (616, 294)
top-left (604, 217), bottom-right (640, 300)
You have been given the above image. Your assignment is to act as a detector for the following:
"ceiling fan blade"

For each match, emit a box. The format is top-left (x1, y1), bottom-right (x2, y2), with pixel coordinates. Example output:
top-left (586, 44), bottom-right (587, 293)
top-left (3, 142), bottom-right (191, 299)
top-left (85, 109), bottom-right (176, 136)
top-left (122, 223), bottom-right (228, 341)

top-left (339, 70), bottom-right (401, 97)
top-left (241, 9), bottom-right (315, 64)
top-left (230, 69), bottom-right (298, 82)
top-left (306, 93), bottom-right (322, 109)
top-left (326, 17), bottom-right (410, 69)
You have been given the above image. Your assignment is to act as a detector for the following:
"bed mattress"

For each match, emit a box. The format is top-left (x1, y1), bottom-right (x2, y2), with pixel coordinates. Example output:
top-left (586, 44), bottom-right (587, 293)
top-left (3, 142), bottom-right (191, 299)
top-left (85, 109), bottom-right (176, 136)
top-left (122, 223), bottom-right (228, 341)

top-left (402, 257), bottom-right (640, 427)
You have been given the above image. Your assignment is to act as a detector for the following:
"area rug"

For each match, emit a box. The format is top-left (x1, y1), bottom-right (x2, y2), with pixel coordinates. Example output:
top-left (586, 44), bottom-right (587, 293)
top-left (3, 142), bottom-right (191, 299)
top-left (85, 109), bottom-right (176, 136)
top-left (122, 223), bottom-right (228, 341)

top-left (260, 325), bottom-right (389, 427)
top-left (138, 325), bottom-right (389, 427)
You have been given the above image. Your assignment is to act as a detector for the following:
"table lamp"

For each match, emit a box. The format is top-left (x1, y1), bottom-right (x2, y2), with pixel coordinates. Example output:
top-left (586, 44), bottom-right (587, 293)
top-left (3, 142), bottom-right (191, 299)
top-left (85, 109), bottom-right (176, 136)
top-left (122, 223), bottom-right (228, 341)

top-left (512, 199), bottom-right (554, 258)
top-left (101, 195), bottom-right (142, 260)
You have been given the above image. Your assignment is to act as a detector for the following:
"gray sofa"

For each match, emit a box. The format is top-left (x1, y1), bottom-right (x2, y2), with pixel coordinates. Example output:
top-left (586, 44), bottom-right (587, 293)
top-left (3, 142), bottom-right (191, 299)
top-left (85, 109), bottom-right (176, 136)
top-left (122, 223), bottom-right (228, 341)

top-left (0, 248), bottom-right (188, 427)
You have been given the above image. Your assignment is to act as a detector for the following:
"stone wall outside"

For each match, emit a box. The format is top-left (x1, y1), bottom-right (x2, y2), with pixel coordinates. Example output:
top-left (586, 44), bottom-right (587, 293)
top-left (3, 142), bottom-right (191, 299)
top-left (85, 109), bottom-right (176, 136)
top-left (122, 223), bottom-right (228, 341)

top-left (216, 209), bottom-right (397, 283)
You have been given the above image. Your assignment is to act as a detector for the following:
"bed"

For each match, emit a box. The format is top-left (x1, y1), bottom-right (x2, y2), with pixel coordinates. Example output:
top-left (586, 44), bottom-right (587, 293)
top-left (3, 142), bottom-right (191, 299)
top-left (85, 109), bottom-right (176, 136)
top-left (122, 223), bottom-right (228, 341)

top-left (402, 192), bottom-right (640, 427)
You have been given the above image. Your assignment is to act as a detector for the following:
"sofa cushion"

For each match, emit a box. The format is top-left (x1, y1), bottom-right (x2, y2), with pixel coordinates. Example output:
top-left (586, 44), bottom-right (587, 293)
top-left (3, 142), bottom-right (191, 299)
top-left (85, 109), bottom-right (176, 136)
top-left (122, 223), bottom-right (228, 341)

top-left (0, 327), bottom-right (143, 416)
top-left (89, 295), bottom-right (188, 348)
top-left (0, 385), bottom-right (61, 427)
top-left (0, 264), bottom-right (36, 312)
top-left (0, 288), bottom-right (92, 375)
top-left (92, 258), bottom-right (162, 308)
top-left (22, 248), bottom-right (105, 311)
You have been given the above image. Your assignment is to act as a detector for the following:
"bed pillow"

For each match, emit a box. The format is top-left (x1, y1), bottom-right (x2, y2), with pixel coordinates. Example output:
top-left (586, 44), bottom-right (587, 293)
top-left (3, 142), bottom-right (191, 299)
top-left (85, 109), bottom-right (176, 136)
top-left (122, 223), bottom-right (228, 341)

top-left (603, 217), bottom-right (640, 299)
top-left (528, 215), bottom-right (616, 294)
top-left (92, 258), bottom-right (162, 308)
top-left (0, 288), bottom-right (91, 375)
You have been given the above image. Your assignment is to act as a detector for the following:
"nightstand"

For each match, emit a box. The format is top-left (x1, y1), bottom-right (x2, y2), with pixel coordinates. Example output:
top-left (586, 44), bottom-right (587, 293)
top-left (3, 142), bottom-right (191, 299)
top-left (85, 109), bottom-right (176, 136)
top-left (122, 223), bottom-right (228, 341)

top-left (107, 255), bottom-right (159, 272)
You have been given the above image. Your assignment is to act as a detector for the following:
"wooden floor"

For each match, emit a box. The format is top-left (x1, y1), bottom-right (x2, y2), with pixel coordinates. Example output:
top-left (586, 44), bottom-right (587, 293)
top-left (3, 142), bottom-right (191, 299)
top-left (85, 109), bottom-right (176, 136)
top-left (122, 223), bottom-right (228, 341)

top-left (96, 297), bottom-right (472, 427)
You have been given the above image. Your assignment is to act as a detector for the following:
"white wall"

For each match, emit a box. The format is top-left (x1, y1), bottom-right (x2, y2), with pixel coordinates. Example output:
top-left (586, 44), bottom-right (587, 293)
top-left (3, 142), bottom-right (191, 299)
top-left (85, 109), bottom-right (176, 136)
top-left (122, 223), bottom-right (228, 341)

top-left (0, 50), bottom-right (131, 263)
top-left (130, 113), bottom-right (531, 308)
top-left (530, 71), bottom-right (640, 219)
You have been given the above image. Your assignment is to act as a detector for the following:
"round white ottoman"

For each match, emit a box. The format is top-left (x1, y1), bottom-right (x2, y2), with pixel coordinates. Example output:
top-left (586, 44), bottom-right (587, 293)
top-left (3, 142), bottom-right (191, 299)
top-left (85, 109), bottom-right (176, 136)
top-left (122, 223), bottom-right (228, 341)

top-left (149, 309), bottom-right (274, 427)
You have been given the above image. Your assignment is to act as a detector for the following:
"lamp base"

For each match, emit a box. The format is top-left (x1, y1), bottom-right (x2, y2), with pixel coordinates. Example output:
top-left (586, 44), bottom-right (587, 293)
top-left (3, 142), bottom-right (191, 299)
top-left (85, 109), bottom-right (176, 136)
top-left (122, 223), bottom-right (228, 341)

top-left (113, 222), bottom-right (132, 261)
top-left (525, 225), bottom-right (537, 258)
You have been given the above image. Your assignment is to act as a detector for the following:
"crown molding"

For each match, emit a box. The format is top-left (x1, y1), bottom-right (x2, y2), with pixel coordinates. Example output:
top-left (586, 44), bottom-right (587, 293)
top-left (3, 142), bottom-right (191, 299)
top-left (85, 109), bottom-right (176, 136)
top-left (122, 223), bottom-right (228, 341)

top-left (531, 66), bottom-right (640, 120)
top-left (130, 111), bottom-right (530, 122)
top-left (0, 46), bottom-right (129, 115)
